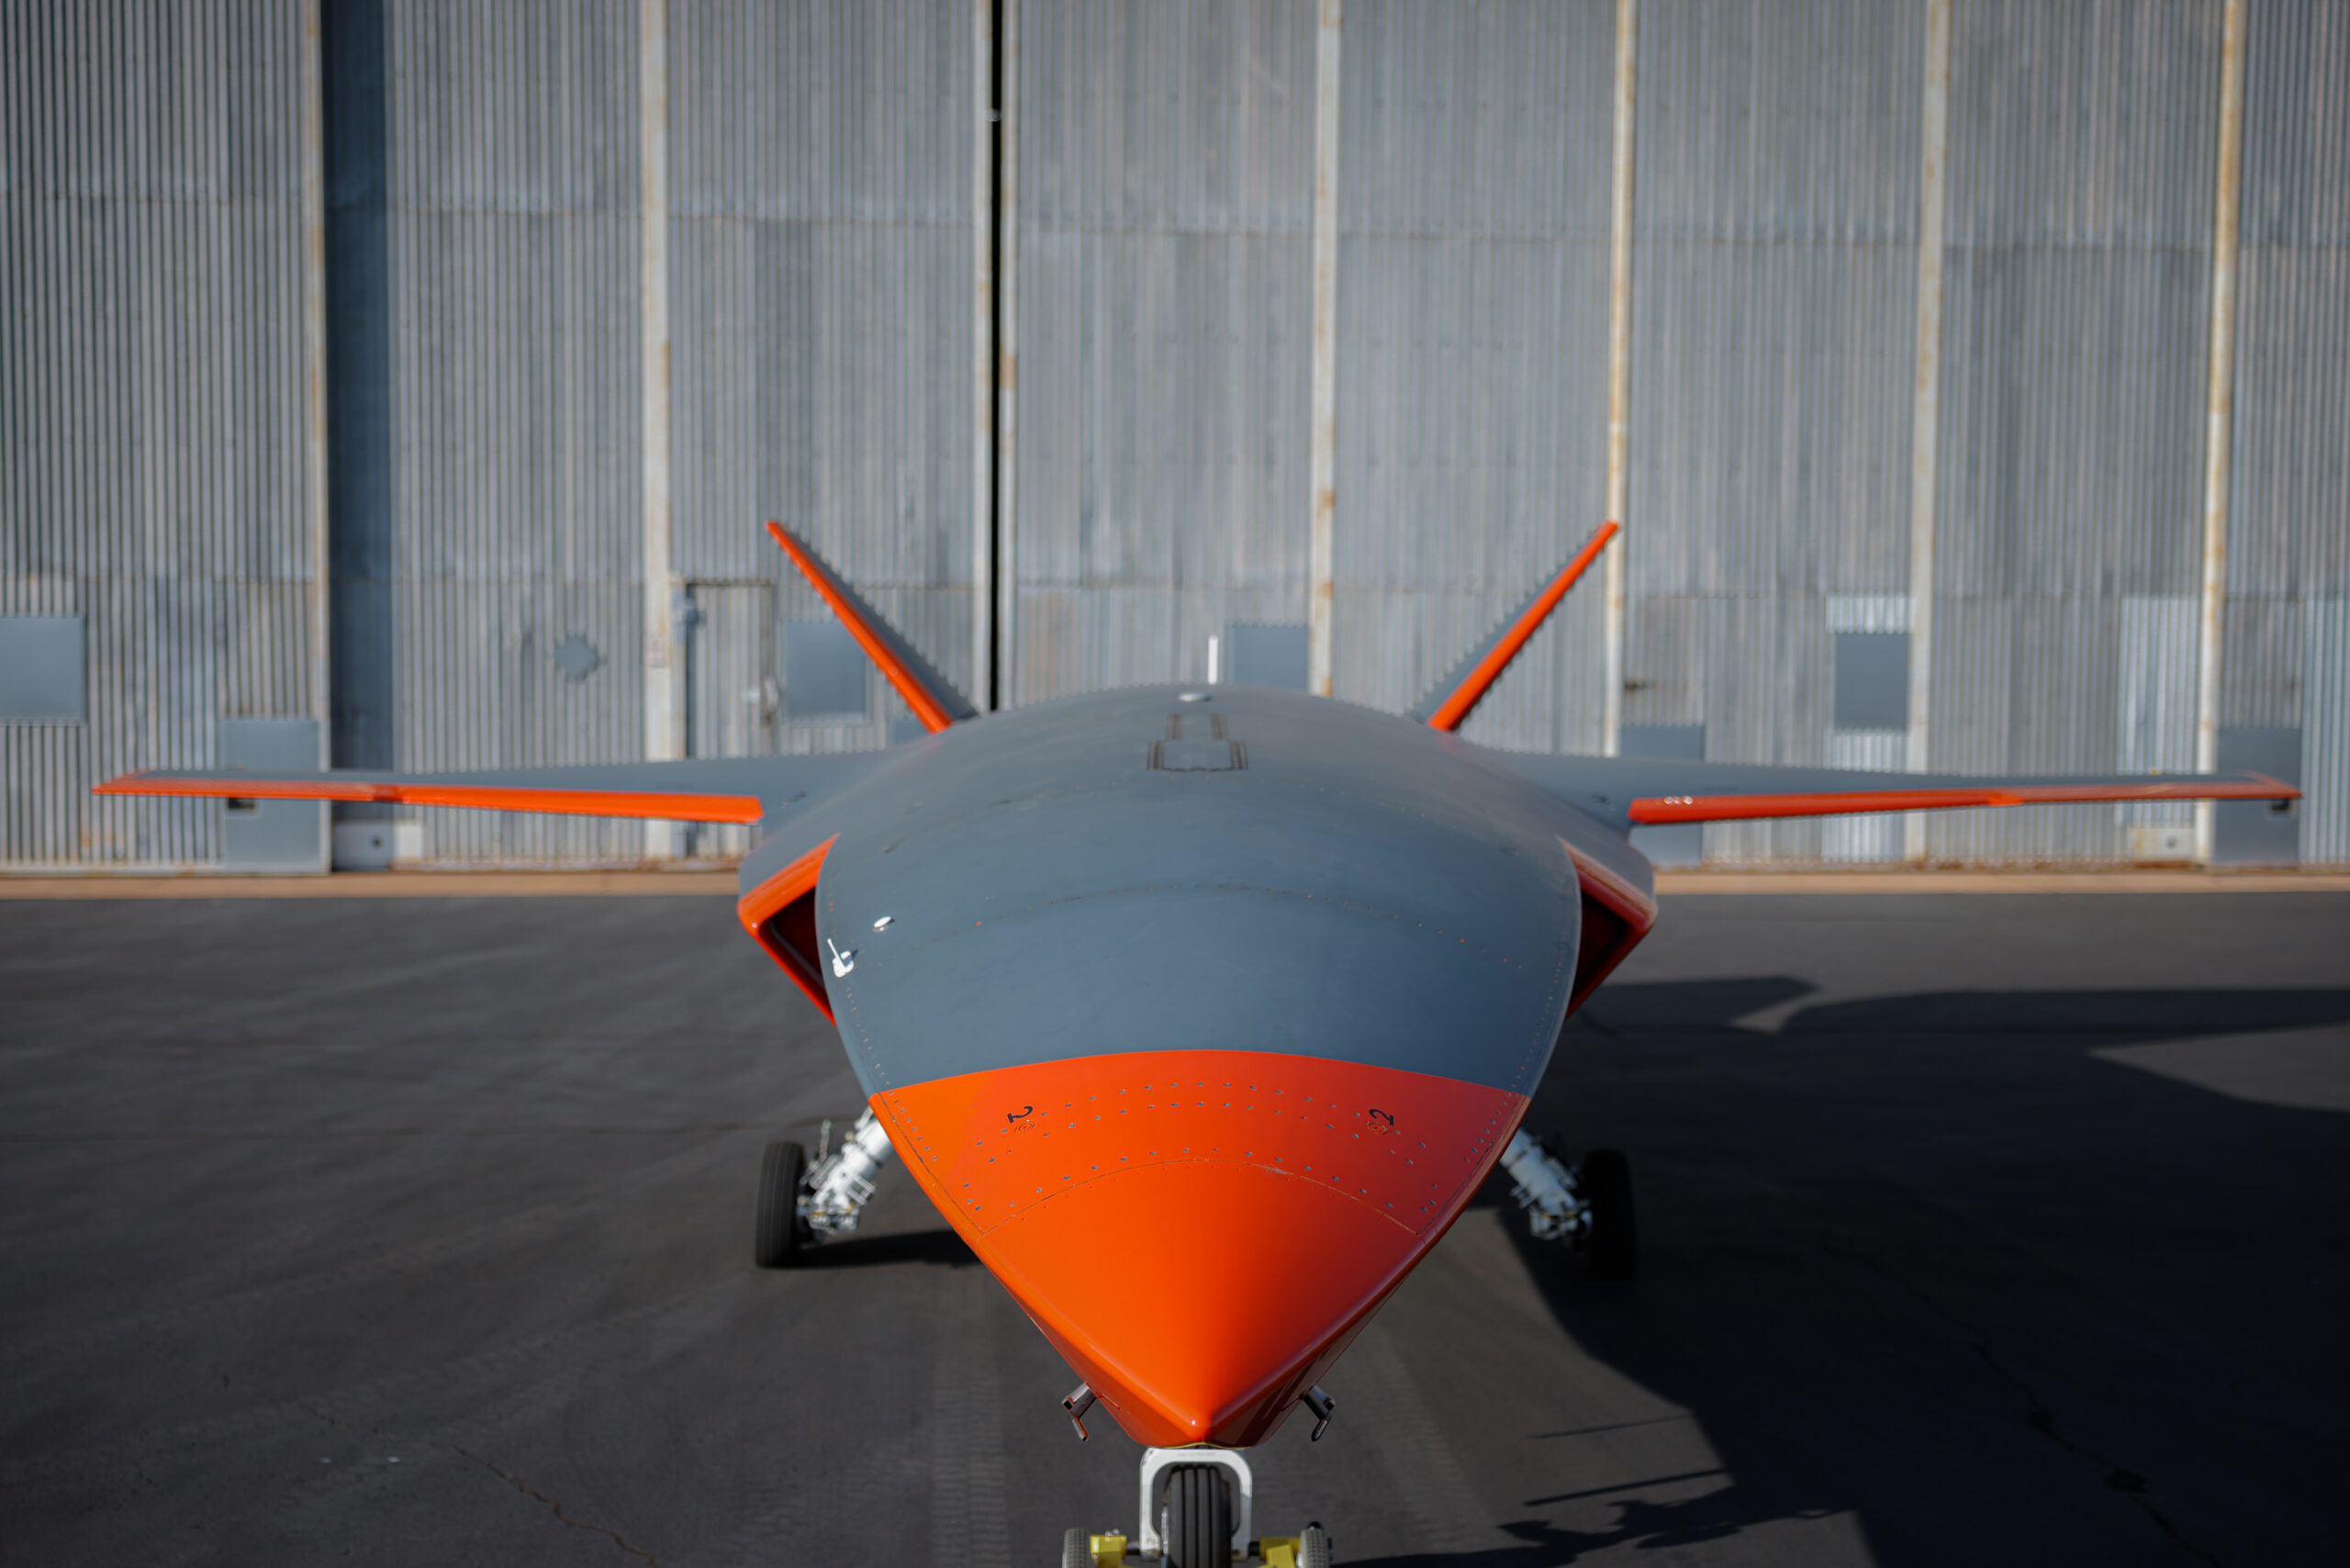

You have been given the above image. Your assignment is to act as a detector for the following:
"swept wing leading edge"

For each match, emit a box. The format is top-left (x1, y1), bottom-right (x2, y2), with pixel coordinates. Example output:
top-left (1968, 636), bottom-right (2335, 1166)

top-left (95, 755), bottom-right (887, 824)
top-left (1491, 753), bottom-right (2300, 829)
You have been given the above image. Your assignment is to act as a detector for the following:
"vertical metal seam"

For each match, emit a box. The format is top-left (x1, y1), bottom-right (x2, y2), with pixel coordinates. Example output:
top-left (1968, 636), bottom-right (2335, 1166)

top-left (1904, 0), bottom-right (1952, 862)
top-left (970, 0), bottom-right (995, 711)
top-left (2195, 0), bottom-right (2246, 863)
top-left (992, 0), bottom-right (1018, 706)
top-left (1305, 0), bottom-right (1343, 699)
top-left (1600, 0), bottom-right (1638, 756)
top-left (640, 0), bottom-right (677, 861)
top-left (299, 0), bottom-right (330, 867)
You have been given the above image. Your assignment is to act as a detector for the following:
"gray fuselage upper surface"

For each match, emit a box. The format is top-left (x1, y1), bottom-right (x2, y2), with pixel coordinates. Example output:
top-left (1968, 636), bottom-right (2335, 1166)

top-left (746, 689), bottom-right (1644, 1100)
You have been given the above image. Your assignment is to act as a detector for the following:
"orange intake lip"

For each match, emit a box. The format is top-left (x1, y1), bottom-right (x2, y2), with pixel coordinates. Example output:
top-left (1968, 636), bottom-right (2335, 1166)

top-left (871, 1049), bottom-right (1527, 1447)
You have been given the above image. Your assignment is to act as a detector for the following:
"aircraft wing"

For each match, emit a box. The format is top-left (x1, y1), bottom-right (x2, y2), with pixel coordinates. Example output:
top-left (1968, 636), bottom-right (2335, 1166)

top-left (94, 754), bottom-right (887, 824)
top-left (1489, 753), bottom-right (2300, 831)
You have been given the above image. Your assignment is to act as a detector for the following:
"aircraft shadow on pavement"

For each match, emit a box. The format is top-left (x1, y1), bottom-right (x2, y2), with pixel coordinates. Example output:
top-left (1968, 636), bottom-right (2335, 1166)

top-left (1403, 980), bottom-right (2350, 1567)
top-left (793, 1226), bottom-right (979, 1270)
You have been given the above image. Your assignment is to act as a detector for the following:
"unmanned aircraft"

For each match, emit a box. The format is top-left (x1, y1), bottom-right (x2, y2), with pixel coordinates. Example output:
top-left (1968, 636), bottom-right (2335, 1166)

top-left (101, 521), bottom-right (2296, 1568)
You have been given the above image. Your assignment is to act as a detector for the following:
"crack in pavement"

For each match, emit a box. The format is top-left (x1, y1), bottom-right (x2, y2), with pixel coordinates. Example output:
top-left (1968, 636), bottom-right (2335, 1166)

top-left (462, 1448), bottom-right (662, 1565)
top-left (1828, 1239), bottom-right (2224, 1567)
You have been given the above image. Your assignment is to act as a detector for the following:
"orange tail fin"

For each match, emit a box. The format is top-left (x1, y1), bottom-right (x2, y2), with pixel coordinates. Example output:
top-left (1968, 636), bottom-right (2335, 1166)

top-left (1414, 521), bottom-right (1618, 732)
top-left (766, 522), bottom-right (978, 734)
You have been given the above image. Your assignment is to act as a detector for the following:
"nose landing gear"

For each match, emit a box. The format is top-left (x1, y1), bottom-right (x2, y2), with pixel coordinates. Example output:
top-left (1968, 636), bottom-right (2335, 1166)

top-left (1060, 1443), bottom-right (1334, 1565)
top-left (753, 1108), bottom-right (898, 1268)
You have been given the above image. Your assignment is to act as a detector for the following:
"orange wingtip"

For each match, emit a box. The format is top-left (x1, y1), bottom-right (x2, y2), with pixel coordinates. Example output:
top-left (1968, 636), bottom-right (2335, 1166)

top-left (1627, 776), bottom-right (2301, 825)
top-left (1426, 521), bottom-right (1619, 733)
top-left (765, 521), bottom-right (959, 734)
top-left (94, 774), bottom-right (764, 823)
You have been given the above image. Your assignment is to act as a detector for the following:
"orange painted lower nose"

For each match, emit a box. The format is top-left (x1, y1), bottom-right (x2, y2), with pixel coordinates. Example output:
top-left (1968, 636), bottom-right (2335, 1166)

top-left (870, 1049), bottom-right (1525, 1447)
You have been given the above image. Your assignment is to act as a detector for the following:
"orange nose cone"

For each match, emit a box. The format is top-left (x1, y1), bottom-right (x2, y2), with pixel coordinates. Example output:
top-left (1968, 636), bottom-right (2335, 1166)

top-left (871, 1049), bottom-right (1525, 1448)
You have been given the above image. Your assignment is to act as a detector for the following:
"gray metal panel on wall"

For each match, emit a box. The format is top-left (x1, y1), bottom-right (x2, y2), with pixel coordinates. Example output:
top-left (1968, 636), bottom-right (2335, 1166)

top-left (1929, 0), bottom-right (2219, 864)
top-left (384, 0), bottom-right (644, 864)
top-left (0, 0), bottom-right (317, 868)
top-left (2231, 0), bottom-right (2348, 863)
top-left (668, 0), bottom-right (977, 761)
top-left (1628, 0), bottom-right (1923, 866)
top-left (1011, 0), bottom-right (1316, 705)
top-left (218, 716), bottom-right (326, 870)
top-left (1332, 0), bottom-right (1614, 756)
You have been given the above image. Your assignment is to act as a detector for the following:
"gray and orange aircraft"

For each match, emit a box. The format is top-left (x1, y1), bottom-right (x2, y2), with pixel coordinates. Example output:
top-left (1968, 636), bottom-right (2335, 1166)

top-left (100, 522), bottom-right (2297, 1567)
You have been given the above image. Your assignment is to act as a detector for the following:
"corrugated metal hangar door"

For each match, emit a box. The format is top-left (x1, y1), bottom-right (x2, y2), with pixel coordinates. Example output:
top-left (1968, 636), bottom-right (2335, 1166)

top-left (4, 0), bottom-right (2345, 870)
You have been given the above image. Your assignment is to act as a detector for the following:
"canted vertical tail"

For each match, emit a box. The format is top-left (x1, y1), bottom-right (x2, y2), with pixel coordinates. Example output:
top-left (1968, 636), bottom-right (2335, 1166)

top-left (1412, 521), bottom-right (1619, 733)
top-left (765, 522), bottom-right (979, 734)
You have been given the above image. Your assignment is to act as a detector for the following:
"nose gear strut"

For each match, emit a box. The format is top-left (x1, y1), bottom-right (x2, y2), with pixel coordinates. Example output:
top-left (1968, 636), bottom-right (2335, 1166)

top-left (752, 1107), bottom-right (899, 1269)
top-left (1500, 1129), bottom-right (1638, 1279)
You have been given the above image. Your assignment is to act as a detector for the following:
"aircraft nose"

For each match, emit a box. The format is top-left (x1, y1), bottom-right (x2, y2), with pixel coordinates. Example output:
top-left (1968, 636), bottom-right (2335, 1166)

top-left (871, 1048), bottom-right (1523, 1448)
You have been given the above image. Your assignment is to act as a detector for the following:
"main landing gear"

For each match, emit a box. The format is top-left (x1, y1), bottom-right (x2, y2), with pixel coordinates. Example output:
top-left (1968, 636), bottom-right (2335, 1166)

top-left (1061, 1445), bottom-right (1333, 1567)
top-left (1499, 1130), bottom-right (1636, 1279)
top-left (754, 1109), bottom-right (897, 1268)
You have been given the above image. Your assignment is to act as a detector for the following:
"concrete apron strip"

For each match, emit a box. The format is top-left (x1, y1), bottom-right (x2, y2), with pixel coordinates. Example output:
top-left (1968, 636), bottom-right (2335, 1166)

top-left (3, 869), bottom-right (2347, 900)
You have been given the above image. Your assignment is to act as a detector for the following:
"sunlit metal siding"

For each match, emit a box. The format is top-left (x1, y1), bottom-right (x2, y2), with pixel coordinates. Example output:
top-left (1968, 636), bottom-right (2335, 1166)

top-left (1331, 0), bottom-right (1614, 756)
top-left (1624, 0), bottom-right (1922, 865)
top-left (381, 0), bottom-right (643, 864)
top-left (0, 0), bottom-right (315, 868)
top-left (669, 0), bottom-right (977, 756)
top-left (2116, 594), bottom-right (2198, 835)
top-left (2231, 0), bottom-right (2348, 863)
top-left (1924, 0), bottom-right (2218, 865)
top-left (1010, 0), bottom-right (1316, 705)
top-left (2232, 0), bottom-right (2349, 601)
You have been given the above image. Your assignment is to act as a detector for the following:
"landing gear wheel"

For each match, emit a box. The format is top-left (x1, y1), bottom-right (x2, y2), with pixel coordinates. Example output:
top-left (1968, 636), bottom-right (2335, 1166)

top-left (754, 1139), bottom-right (810, 1269)
top-left (1581, 1148), bottom-right (1636, 1280)
top-left (1300, 1522), bottom-right (1333, 1568)
top-left (1160, 1464), bottom-right (1232, 1568)
top-left (1060, 1526), bottom-right (1091, 1568)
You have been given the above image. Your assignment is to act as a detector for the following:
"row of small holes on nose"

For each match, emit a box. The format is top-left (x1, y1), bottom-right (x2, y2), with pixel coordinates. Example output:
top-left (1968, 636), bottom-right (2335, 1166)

top-left (953, 1081), bottom-right (1506, 1226)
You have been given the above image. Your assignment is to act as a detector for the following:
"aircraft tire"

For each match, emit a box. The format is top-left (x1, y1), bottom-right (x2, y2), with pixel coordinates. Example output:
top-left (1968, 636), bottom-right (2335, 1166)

top-left (754, 1139), bottom-right (810, 1269)
top-left (1060, 1527), bottom-right (1091, 1568)
top-left (1160, 1465), bottom-right (1231, 1568)
top-left (1300, 1522), bottom-right (1333, 1568)
top-left (1582, 1148), bottom-right (1636, 1280)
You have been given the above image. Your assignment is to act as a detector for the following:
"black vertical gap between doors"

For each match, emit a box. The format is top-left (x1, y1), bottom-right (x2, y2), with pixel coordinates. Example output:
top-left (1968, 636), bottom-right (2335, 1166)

top-left (322, 0), bottom-right (392, 784)
top-left (985, 0), bottom-right (1005, 713)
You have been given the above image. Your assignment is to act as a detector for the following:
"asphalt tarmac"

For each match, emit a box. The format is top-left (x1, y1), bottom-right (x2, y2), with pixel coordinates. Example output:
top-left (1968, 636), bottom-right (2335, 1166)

top-left (2, 890), bottom-right (2344, 1566)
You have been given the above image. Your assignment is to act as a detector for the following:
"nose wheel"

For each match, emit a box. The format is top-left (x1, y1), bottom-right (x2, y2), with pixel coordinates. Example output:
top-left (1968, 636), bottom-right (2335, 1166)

top-left (1160, 1465), bottom-right (1229, 1568)
top-left (1062, 1446), bottom-right (1335, 1564)
top-left (753, 1139), bottom-right (811, 1267)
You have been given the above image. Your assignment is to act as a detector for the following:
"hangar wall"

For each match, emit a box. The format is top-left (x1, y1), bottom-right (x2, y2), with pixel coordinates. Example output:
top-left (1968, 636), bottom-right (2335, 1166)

top-left (375, 0), bottom-right (647, 865)
top-left (1624, 0), bottom-right (1927, 867)
top-left (4, 0), bottom-right (2344, 870)
top-left (1330, 0), bottom-right (1616, 761)
top-left (1, 0), bottom-right (323, 870)
top-left (2232, 0), bottom-right (2350, 866)
top-left (1006, 0), bottom-right (1317, 703)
